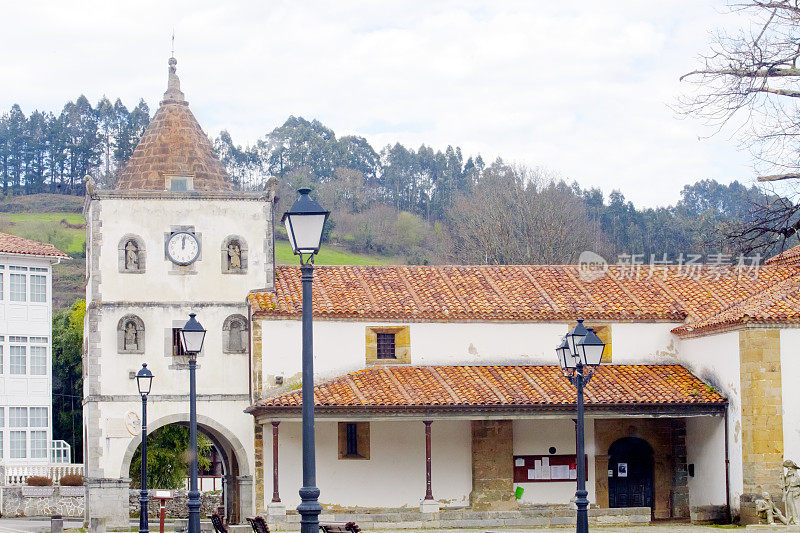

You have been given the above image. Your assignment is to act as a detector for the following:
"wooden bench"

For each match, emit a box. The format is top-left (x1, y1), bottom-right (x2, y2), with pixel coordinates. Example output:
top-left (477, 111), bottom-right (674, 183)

top-left (319, 522), bottom-right (361, 533)
top-left (246, 516), bottom-right (271, 533)
top-left (209, 513), bottom-right (228, 533)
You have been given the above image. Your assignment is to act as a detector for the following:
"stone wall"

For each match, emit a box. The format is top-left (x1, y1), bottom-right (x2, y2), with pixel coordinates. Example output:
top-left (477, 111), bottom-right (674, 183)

top-left (739, 328), bottom-right (784, 525)
top-left (469, 420), bottom-right (517, 511)
top-left (1, 486), bottom-right (85, 517)
top-left (128, 489), bottom-right (222, 518)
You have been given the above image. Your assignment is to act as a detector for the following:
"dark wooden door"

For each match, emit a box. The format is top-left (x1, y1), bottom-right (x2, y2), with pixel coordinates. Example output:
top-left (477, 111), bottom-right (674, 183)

top-left (608, 437), bottom-right (654, 509)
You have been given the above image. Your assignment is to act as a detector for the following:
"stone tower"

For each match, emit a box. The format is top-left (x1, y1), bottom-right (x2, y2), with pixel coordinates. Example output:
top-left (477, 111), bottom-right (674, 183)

top-left (83, 57), bottom-right (273, 527)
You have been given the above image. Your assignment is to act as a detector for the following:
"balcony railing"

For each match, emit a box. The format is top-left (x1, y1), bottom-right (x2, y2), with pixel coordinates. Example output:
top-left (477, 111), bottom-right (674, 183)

top-left (5, 463), bottom-right (84, 485)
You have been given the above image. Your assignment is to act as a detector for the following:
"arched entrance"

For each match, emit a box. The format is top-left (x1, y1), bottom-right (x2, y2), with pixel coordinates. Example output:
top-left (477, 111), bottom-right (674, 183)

top-left (121, 414), bottom-right (251, 524)
top-left (608, 437), bottom-right (654, 510)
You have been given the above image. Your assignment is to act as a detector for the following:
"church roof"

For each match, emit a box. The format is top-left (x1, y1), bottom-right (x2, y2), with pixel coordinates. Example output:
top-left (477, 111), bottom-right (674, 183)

top-left (0, 232), bottom-right (69, 259)
top-left (247, 364), bottom-right (726, 416)
top-left (115, 58), bottom-right (232, 191)
top-left (765, 243), bottom-right (800, 266)
top-left (249, 264), bottom-right (800, 327)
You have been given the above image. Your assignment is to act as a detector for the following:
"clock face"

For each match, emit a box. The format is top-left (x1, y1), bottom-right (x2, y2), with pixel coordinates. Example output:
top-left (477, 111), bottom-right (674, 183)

top-left (166, 231), bottom-right (200, 265)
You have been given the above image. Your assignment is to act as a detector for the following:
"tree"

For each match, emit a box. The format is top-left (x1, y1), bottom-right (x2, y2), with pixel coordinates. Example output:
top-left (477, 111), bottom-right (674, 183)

top-left (128, 425), bottom-right (212, 489)
top-left (52, 299), bottom-right (85, 462)
top-left (680, 0), bottom-right (800, 253)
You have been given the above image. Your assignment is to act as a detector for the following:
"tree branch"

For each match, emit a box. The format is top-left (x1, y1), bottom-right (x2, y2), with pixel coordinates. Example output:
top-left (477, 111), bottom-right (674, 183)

top-left (757, 173), bottom-right (800, 181)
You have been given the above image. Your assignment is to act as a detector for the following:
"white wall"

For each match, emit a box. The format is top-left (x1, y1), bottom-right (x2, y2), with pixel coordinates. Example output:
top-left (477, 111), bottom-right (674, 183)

top-left (266, 420), bottom-right (471, 509)
top-left (677, 331), bottom-right (741, 513)
top-left (781, 328), bottom-right (800, 462)
top-left (513, 418), bottom-right (596, 505)
top-left (686, 416), bottom-right (727, 508)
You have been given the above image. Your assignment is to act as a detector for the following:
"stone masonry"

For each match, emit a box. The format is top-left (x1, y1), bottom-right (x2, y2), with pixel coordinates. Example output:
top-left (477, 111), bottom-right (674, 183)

top-left (739, 328), bottom-right (784, 525)
top-left (469, 420), bottom-right (517, 511)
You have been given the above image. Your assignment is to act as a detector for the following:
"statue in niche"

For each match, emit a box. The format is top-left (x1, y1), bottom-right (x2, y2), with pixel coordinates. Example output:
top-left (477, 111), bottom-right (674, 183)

top-left (785, 460), bottom-right (800, 524)
top-left (124, 321), bottom-right (139, 351)
top-left (228, 320), bottom-right (244, 352)
top-left (125, 240), bottom-right (139, 270)
top-left (756, 491), bottom-right (788, 525)
top-left (227, 241), bottom-right (241, 270)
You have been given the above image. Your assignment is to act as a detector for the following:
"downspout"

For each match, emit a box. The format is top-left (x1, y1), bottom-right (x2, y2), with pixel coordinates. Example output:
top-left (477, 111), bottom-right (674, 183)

top-left (724, 408), bottom-right (731, 523)
top-left (247, 300), bottom-right (253, 404)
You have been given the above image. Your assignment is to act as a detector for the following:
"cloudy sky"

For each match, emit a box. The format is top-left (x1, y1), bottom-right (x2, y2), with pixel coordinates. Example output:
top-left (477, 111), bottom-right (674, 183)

top-left (0, 0), bottom-right (755, 207)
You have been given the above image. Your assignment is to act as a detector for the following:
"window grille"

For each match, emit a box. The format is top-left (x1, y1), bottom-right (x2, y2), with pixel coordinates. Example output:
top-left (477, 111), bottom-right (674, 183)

top-left (376, 333), bottom-right (396, 359)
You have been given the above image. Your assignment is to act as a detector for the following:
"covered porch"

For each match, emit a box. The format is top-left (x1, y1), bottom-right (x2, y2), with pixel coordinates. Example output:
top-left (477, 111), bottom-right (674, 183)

top-left (247, 364), bottom-right (728, 526)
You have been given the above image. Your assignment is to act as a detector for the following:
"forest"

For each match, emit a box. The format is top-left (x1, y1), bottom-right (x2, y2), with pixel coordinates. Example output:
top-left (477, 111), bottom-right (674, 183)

top-left (0, 96), bottom-right (794, 268)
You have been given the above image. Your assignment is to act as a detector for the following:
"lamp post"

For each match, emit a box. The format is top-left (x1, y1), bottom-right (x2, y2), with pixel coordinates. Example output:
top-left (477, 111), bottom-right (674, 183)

top-left (556, 319), bottom-right (606, 533)
top-left (136, 363), bottom-right (154, 533)
top-left (180, 313), bottom-right (207, 533)
top-left (282, 188), bottom-right (329, 533)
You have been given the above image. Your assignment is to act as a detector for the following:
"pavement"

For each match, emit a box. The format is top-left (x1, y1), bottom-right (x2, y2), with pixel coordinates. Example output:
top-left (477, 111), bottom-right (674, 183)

top-left (0, 518), bottom-right (84, 533)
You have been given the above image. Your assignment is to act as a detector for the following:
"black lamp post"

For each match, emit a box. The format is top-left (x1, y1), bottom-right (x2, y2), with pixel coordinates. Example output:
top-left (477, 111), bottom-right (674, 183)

top-left (180, 313), bottom-right (207, 533)
top-left (282, 188), bottom-right (329, 533)
top-left (556, 319), bottom-right (605, 533)
top-left (136, 363), bottom-right (154, 533)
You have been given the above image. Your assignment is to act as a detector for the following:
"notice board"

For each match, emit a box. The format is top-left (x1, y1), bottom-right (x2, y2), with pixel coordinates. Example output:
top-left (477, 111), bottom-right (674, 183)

top-left (513, 454), bottom-right (588, 483)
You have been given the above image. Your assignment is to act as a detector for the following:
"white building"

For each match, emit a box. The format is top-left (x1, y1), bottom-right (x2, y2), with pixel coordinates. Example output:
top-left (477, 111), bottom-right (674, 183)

top-left (0, 232), bottom-right (68, 466)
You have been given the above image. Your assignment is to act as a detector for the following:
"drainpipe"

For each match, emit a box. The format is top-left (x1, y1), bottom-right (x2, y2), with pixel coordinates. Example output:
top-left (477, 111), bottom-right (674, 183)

top-left (247, 301), bottom-right (253, 403)
top-left (724, 409), bottom-right (731, 523)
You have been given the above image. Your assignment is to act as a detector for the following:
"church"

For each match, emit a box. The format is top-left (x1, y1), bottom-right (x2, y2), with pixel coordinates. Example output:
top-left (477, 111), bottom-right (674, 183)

top-left (84, 57), bottom-right (800, 528)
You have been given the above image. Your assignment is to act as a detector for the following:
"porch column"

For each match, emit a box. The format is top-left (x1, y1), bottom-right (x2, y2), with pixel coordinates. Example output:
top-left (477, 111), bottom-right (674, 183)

top-left (268, 422), bottom-right (286, 516)
top-left (420, 420), bottom-right (440, 513)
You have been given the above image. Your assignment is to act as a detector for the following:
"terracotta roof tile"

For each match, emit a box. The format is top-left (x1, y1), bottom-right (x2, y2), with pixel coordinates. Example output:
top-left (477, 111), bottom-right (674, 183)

top-left (251, 264), bottom-right (800, 323)
top-left (0, 232), bottom-right (69, 258)
top-left (249, 365), bottom-right (725, 412)
top-left (766, 243), bottom-right (800, 266)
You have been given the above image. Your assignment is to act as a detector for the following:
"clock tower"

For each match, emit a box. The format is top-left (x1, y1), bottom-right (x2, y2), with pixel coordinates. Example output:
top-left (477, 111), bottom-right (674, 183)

top-left (83, 57), bottom-right (273, 527)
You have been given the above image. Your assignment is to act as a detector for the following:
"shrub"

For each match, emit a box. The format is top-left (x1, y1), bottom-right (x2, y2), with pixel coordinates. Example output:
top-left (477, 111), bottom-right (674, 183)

top-left (59, 474), bottom-right (84, 486)
top-left (26, 476), bottom-right (53, 486)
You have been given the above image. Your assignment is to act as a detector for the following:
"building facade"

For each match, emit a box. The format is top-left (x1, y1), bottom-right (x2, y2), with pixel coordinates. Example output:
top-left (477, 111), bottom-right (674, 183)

top-left (0, 233), bottom-right (68, 466)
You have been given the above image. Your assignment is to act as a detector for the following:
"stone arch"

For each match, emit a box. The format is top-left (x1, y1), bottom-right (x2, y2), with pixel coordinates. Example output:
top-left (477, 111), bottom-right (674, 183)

top-left (118, 234), bottom-right (146, 273)
top-left (221, 235), bottom-right (248, 273)
top-left (222, 314), bottom-right (248, 354)
top-left (117, 314), bottom-right (145, 354)
top-left (120, 413), bottom-right (252, 523)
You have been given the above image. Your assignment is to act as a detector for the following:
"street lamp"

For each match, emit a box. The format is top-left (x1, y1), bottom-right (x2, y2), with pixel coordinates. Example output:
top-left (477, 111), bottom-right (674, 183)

top-left (180, 313), bottom-right (206, 533)
top-left (556, 319), bottom-right (605, 533)
top-left (136, 363), bottom-right (154, 533)
top-left (282, 188), bottom-right (329, 533)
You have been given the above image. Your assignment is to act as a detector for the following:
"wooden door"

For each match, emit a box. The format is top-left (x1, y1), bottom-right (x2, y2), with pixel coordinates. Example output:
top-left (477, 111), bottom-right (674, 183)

top-left (608, 437), bottom-right (654, 510)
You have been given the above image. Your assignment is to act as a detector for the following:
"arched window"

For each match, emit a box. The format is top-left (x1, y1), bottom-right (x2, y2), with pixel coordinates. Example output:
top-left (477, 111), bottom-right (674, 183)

top-left (118, 235), bottom-right (146, 273)
top-left (221, 235), bottom-right (248, 274)
top-left (117, 315), bottom-right (145, 354)
top-left (223, 314), bottom-right (248, 354)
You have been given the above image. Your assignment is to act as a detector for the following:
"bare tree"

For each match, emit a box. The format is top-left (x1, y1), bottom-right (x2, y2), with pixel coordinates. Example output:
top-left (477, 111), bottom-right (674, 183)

top-left (680, 0), bottom-right (800, 253)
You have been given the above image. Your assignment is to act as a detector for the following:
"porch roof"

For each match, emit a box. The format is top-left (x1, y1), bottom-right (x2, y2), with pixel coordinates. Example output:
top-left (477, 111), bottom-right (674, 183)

top-left (247, 364), bottom-right (726, 419)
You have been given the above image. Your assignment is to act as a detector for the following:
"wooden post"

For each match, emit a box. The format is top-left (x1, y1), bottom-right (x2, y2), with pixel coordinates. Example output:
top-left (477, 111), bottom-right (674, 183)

top-left (424, 421), bottom-right (433, 500)
top-left (271, 421), bottom-right (281, 503)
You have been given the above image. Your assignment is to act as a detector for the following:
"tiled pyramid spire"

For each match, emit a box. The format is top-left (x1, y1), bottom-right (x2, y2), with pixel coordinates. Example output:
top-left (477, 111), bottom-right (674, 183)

top-left (114, 57), bottom-right (232, 191)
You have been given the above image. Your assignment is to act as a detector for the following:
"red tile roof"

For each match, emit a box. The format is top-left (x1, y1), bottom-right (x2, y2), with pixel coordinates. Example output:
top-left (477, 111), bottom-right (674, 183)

top-left (766, 243), bottom-right (800, 266)
top-left (248, 365), bottom-right (726, 414)
top-left (250, 264), bottom-right (800, 325)
top-left (0, 232), bottom-right (69, 258)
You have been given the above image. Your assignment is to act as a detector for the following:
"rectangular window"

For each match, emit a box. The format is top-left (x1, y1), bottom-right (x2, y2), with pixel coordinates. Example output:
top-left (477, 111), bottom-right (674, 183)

top-left (29, 408), bottom-right (47, 428)
top-left (9, 408), bottom-right (26, 428)
top-left (29, 267), bottom-right (47, 272)
top-left (10, 345), bottom-right (25, 375)
top-left (0, 265), bottom-right (4, 299)
top-left (337, 422), bottom-right (370, 460)
top-left (376, 333), bottom-right (396, 359)
top-left (172, 328), bottom-right (187, 356)
top-left (0, 407), bottom-right (5, 426)
top-left (9, 266), bottom-right (27, 271)
top-left (170, 177), bottom-right (188, 191)
top-left (346, 423), bottom-right (358, 456)
top-left (30, 275), bottom-right (46, 303)
top-left (30, 346), bottom-right (46, 375)
top-left (10, 431), bottom-right (25, 458)
top-left (30, 431), bottom-right (47, 459)
top-left (0, 344), bottom-right (4, 374)
top-left (9, 274), bottom-right (25, 302)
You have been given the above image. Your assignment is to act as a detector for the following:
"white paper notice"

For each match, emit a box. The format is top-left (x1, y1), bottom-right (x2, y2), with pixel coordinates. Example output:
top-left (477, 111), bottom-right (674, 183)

top-left (534, 460), bottom-right (542, 479)
top-left (515, 458), bottom-right (525, 467)
top-left (541, 457), bottom-right (551, 479)
top-left (569, 469), bottom-right (577, 480)
top-left (551, 465), bottom-right (570, 479)
top-left (527, 469), bottom-right (536, 481)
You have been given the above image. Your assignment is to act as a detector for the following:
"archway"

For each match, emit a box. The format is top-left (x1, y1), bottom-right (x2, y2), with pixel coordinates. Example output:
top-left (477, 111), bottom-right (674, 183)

top-left (121, 414), bottom-right (251, 524)
top-left (608, 437), bottom-right (654, 510)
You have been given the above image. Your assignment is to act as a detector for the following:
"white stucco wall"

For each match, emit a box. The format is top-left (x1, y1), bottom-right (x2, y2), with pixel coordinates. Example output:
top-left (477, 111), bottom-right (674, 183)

top-left (265, 420), bottom-right (471, 509)
top-left (513, 418), bottom-right (596, 505)
top-left (781, 328), bottom-right (800, 462)
top-left (677, 332), bottom-right (740, 513)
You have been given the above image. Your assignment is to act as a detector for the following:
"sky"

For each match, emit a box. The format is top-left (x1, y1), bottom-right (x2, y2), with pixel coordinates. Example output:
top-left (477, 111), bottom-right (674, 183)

top-left (0, 0), bottom-right (757, 207)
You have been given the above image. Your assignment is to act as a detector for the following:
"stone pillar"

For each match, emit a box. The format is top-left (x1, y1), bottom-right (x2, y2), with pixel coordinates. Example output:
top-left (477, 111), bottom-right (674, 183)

top-left (238, 475), bottom-right (254, 524)
top-left (671, 420), bottom-right (690, 519)
top-left (469, 420), bottom-right (517, 511)
top-left (85, 478), bottom-right (130, 530)
top-left (739, 329), bottom-right (784, 525)
top-left (253, 422), bottom-right (264, 515)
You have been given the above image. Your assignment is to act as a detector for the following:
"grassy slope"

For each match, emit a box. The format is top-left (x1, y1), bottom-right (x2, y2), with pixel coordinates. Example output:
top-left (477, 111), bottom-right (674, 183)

top-left (274, 240), bottom-right (392, 265)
